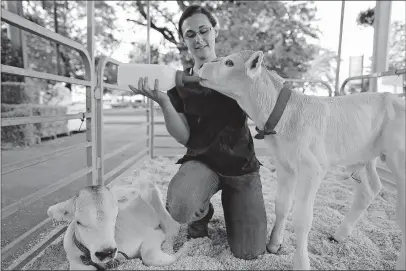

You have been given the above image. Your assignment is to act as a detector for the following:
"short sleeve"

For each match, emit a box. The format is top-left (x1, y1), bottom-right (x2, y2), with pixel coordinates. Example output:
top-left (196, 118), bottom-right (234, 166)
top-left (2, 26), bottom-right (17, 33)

top-left (167, 87), bottom-right (185, 113)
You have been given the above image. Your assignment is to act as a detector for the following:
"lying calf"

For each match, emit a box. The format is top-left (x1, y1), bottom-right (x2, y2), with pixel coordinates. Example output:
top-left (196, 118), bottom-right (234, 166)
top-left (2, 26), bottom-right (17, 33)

top-left (198, 50), bottom-right (405, 270)
top-left (47, 180), bottom-right (180, 270)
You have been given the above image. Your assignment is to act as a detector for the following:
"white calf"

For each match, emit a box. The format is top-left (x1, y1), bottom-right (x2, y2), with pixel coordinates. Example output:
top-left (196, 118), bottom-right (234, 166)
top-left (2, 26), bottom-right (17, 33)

top-left (47, 180), bottom-right (180, 270)
top-left (198, 50), bottom-right (405, 270)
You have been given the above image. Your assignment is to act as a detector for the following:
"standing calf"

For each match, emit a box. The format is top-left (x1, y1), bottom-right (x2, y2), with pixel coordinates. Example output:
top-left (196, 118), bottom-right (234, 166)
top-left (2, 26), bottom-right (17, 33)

top-left (198, 50), bottom-right (405, 270)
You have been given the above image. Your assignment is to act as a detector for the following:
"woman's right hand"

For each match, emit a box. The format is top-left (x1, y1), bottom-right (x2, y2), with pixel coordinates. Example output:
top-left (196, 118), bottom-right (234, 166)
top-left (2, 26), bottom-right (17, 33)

top-left (129, 77), bottom-right (168, 106)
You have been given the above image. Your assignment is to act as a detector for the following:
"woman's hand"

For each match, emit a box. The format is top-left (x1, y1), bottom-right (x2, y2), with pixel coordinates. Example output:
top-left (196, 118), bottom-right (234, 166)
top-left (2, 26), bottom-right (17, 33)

top-left (129, 77), bottom-right (168, 106)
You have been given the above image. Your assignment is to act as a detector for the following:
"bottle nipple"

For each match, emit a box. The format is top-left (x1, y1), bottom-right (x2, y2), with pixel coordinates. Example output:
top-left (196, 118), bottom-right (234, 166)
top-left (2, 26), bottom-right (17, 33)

top-left (175, 70), bottom-right (201, 87)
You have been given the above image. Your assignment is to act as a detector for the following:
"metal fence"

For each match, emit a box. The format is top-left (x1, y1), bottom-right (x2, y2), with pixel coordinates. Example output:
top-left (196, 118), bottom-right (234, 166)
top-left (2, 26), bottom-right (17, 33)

top-left (339, 68), bottom-right (406, 96)
top-left (96, 56), bottom-right (151, 185)
top-left (0, 3), bottom-right (151, 269)
top-left (1, 3), bottom-right (97, 269)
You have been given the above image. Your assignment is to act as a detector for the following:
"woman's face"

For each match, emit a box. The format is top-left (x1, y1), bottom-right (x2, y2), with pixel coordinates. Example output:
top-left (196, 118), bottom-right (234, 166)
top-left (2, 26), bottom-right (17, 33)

top-left (181, 13), bottom-right (218, 61)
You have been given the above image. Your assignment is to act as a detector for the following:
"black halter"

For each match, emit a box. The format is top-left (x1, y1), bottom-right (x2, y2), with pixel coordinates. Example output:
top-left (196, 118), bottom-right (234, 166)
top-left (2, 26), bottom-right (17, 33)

top-left (72, 231), bottom-right (133, 270)
top-left (254, 86), bottom-right (292, 139)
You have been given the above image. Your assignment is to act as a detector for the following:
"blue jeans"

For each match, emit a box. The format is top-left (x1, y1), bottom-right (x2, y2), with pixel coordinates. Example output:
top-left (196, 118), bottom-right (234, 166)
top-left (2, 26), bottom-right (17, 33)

top-left (166, 160), bottom-right (267, 260)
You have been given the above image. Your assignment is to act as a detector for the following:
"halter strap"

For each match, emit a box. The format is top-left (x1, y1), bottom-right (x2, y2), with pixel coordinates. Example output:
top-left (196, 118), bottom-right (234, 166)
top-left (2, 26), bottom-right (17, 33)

top-left (254, 86), bottom-right (292, 139)
top-left (72, 231), bottom-right (121, 270)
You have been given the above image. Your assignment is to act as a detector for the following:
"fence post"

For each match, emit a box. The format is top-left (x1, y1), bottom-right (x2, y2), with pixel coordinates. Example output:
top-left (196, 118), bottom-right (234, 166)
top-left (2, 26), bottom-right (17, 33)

top-left (334, 0), bottom-right (345, 96)
top-left (146, 1), bottom-right (154, 159)
top-left (85, 1), bottom-right (97, 186)
top-left (95, 60), bottom-right (105, 185)
top-left (370, 1), bottom-right (392, 92)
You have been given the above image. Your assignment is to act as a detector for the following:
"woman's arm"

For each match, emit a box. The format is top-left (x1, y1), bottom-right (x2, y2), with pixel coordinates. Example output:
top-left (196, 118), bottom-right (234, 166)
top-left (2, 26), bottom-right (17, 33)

top-left (129, 77), bottom-right (190, 145)
top-left (158, 95), bottom-right (190, 145)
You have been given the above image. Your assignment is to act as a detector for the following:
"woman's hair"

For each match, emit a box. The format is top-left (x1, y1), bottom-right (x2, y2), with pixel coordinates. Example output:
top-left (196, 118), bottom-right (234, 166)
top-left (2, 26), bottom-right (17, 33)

top-left (178, 5), bottom-right (218, 38)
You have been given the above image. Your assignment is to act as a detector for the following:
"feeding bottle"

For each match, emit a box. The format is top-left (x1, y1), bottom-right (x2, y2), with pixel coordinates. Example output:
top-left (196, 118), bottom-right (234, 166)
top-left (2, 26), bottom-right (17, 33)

top-left (117, 63), bottom-right (201, 92)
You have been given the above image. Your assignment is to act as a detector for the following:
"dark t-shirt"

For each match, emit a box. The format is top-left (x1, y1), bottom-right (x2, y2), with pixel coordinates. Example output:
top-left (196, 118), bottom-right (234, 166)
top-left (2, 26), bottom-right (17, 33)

top-left (166, 68), bottom-right (261, 176)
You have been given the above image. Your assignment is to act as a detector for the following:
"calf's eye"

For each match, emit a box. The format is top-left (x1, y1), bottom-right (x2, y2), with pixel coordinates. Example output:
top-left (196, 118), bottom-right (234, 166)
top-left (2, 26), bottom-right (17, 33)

top-left (225, 60), bottom-right (234, 67)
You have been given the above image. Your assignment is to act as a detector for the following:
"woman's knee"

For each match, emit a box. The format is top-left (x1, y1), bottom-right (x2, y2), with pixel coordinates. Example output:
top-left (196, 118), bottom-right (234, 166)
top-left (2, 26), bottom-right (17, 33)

top-left (166, 160), bottom-right (220, 223)
top-left (165, 197), bottom-right (209, 224)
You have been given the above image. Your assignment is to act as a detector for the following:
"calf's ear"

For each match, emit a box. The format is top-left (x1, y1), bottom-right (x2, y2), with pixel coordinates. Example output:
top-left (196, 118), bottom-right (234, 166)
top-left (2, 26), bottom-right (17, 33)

top-left (47, 197), bottom-right (75, 222)
top-left (245, 51), bottom-right (264, 79)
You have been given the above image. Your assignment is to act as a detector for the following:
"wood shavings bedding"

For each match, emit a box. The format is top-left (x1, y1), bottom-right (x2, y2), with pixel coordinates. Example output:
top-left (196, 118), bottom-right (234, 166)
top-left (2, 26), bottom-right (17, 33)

top-left (24, 157), bottom-right (400, 270)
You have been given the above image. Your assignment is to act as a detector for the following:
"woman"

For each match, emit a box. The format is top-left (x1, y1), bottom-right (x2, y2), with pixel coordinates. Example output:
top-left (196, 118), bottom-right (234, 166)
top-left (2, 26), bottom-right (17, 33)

top-left (129, 5), bottom-right (267, 260)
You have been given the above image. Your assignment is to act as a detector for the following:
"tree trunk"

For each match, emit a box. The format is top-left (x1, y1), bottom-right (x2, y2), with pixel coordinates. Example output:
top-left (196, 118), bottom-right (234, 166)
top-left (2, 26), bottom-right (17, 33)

top-left (6, 1), bottom-right (28, 70)
top-left (53, 0), bottom-right (61, 76)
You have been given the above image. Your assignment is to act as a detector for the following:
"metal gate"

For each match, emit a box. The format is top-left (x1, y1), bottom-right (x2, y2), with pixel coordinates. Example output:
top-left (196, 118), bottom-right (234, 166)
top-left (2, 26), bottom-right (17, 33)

top-left (0, 3), bottom-right (151, 269)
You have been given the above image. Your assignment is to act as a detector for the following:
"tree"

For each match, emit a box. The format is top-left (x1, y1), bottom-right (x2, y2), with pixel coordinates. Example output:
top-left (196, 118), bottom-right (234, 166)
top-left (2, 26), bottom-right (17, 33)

top-left (120, 0), bottom-right (324, 79)
top-left (1, 28), bottom-right (24, 82)
top-left (302, 47), bottom-right (337, 95)
top-left (215, 1), bottom-right (321, 78)
top-left (357, 8), bottom-right (405, 70)
top-left (128, 42), bottom-right (160, 64)
top-left (17, 1), bottom-right (121, 90)
top-left (120, 0), bottom-right (194, 69)
top-left (387, 20), bottom-right (405, 70)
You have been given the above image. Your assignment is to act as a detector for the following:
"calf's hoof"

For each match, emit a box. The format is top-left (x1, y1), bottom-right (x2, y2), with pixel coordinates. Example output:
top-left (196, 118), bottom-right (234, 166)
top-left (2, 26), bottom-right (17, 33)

top-left (165, 220), bottom-right (181, 239)
top-left (266, 242), bottom-right (282, 254)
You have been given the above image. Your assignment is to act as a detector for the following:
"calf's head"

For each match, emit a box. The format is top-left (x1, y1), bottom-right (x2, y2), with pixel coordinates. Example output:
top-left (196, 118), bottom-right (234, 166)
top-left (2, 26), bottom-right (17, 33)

top-left (198, 50), bottom-right (285, 127)
top-left (47, 185), bottom-right (136, 264)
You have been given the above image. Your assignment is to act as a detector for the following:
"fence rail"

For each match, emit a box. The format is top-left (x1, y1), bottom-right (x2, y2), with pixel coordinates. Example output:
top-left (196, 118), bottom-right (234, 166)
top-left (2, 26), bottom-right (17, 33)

top-left (1, 112), bottom-right (90, 127)
top-left (1, 217), bottom-right (54, 261)
top-left (1, 141), bottom-right (92, 175)
top-left (6, 225), bottom-right (68, 271)
top-left (1, 167), bottom-right (93, 219)
top-left (1, 8), bottom-right (92, 70)
top-left (339, 68), bottom-right (406, 95)
top-left (1, 64), bottom-right (92, 86)
top-left (0, 3), bottom-right (98, 268)
top-left (103, 83), bottom-right (132, 93)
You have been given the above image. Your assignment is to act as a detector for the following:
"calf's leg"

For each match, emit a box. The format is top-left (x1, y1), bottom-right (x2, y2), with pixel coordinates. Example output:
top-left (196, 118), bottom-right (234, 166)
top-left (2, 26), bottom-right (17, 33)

top-left (386, 150), bottom-right (406, 271)
top-left (140, 229), bottom-right (176, 266)
top-left (332, 158), bottom-right (382, 242)
top-left (291, 153), bottom-right (326, 270)
top-left (267, 158), bottom-right (297, 253)
top-left (144, 183), bottom-right (180, 239)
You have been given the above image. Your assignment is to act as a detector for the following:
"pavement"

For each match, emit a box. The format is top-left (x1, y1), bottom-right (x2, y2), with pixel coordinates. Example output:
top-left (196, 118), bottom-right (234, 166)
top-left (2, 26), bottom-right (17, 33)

top-left (0, 108), bottom-right (151, 267)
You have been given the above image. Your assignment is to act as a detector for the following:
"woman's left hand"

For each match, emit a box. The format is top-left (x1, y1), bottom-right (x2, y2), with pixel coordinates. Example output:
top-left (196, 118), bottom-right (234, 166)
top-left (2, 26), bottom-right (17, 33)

top-left (129, 77), bottom-right (167, 105)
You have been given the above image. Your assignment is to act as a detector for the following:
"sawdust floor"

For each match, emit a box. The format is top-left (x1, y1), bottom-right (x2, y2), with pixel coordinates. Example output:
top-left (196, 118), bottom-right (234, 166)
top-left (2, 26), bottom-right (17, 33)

top-left (24, 156), bottom-right (401, 270)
